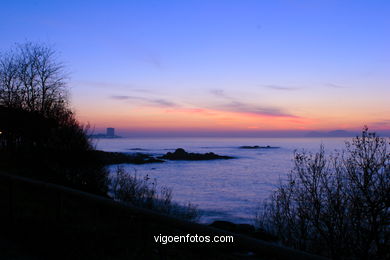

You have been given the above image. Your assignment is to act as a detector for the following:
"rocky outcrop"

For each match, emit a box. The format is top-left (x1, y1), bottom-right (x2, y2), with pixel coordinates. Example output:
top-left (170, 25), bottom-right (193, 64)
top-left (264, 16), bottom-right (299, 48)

top-left (209, 220), bottom-right (237, 232)
top-left (159, 148), bottom-right (234, 161)
top-left (239, 145), bottom-right (279, 149)
top-left (93, 150), bottom-right (164, 165)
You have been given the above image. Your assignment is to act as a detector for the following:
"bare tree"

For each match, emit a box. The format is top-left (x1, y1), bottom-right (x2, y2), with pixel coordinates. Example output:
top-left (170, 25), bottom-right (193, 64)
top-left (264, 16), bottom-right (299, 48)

top-left (0, 42), bottom-right (68, 116)
top-left (257, 127), bottom-right (390, 259)
top-left (0, 42), bottom-right (110, 196)
top-left (0, 50), bottom-right (22, 108)
top-left (0, 42), bottom-right (91, 153)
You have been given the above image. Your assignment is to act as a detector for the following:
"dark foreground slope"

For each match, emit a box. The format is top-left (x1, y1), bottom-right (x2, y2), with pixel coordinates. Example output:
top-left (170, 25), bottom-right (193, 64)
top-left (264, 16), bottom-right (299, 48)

top-left (0, 172), bottom-right (326, 260)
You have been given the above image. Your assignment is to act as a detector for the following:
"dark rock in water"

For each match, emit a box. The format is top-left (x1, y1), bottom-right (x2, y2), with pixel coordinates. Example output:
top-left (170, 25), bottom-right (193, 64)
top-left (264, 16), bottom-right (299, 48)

top-left (209, 221), bottom-right (237, 232)
top-left (239, 145), bottom-right (279, 149)
top-left (252, 228), bottom-right (279, 242)
top-left (236, 224), bottom-right (256, 235)
top-left (240, 145), bottom-right (261, 149)
top-left (129, 153), bottom-right (165, 164)
top-left (159, 148), bottom-right (234, 161)
top-left (92, 150), bottom-right (164, 165)
top-left (209, 221), bottom-right (278, 242)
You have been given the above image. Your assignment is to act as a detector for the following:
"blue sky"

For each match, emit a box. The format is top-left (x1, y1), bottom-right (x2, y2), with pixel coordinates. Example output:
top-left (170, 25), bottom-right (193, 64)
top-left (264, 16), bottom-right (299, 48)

top-left (1, 0), bottom-right (389, 135)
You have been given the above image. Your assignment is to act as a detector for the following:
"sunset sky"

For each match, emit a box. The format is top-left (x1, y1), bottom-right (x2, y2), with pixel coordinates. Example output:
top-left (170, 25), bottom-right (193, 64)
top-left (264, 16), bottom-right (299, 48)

top-left (1, 0), bottom-right (389, 136)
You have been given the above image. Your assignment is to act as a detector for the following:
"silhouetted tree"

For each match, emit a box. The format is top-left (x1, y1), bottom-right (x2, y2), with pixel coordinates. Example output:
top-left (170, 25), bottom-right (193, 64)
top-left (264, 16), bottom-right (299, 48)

top-left (0, 42), bottom-right (107, 195)
top-left (0, 42), bottom-right (67, 115)
top-left (257, 127), bottom-right (390, 259)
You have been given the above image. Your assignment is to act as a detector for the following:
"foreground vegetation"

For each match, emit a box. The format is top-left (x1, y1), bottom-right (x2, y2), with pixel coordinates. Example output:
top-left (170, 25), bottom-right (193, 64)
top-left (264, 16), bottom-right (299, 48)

top-left (0, 42), bottom-right (108, 195)
top-left (257, 127), bottom-right (390, 259)
top-left (111, 166), bottom-right (200, 222)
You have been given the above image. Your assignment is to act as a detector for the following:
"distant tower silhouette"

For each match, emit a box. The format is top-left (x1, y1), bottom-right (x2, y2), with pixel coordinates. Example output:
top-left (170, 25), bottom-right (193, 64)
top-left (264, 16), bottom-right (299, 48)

top-left (106, 128), bottom-right (115, 137)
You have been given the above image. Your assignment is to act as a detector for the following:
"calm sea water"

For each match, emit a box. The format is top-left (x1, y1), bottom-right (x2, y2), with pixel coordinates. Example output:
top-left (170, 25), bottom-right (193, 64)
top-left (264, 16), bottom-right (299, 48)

top-left (93, 137), bottom-right (348, 224)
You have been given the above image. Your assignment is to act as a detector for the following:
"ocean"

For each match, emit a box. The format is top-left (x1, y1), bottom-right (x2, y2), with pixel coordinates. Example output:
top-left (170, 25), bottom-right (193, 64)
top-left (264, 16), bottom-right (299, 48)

top-left (93, 137), bottom-right (348, 224)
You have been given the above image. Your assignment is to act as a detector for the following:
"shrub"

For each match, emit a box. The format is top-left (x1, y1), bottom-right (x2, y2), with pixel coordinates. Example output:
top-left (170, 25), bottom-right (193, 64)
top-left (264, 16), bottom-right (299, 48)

top-left (111, 166), bottom-right (200, 222)
top-left (257, 127), bottom-right (390, 259)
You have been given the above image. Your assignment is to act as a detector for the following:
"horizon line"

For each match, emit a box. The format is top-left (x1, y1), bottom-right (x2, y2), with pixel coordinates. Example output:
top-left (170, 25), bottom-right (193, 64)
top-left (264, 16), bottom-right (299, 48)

top-left (89, 129), bottom-right (390, 138)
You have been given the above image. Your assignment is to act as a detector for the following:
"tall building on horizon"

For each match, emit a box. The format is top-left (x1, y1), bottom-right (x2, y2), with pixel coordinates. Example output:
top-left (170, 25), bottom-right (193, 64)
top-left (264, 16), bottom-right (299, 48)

top-left (106, 127), bottom-right (115, 137)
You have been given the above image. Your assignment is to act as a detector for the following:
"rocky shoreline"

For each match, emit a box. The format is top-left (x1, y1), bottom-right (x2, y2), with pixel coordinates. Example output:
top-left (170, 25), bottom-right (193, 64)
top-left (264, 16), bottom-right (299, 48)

top-left (96, 145), bottom-right (284, 165)
top-left (92, 150), bottom-right (164, 165)
top-left (95, 148), bottom-right (234, 165)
